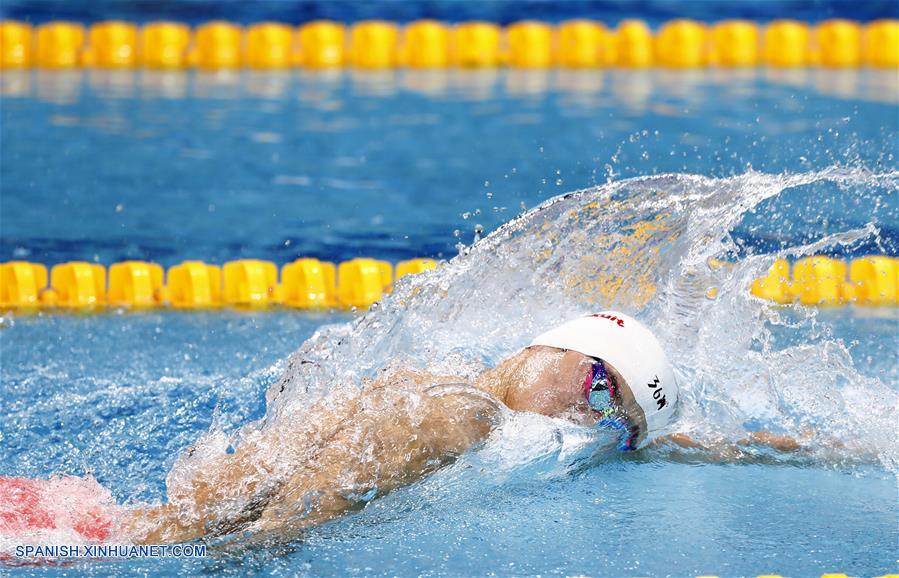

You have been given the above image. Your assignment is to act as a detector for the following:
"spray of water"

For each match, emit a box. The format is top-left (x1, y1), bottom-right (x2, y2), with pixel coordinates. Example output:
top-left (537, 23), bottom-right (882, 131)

top-left (257, 167), bottom-right (898, 473)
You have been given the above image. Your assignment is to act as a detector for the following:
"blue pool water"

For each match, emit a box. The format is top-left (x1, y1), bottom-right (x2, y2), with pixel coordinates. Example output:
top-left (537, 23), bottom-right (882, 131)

top-left (1, 69), bottom-right (898, 577)
top-left (2, 69), bottom-right (897, 265)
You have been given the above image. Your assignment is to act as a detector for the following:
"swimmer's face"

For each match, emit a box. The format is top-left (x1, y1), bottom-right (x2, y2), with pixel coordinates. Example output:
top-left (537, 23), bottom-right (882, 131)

top-left (502, 346), bottom-right (647, 438)
top-left (501, 346), bottom-right (593, 422)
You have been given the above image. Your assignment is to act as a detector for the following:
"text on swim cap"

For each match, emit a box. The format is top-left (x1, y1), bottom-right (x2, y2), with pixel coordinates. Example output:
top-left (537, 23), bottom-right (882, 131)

top-left (591, 313), bottom-right (625, 327)
top-left (648, 375), bottom-right (667, 409)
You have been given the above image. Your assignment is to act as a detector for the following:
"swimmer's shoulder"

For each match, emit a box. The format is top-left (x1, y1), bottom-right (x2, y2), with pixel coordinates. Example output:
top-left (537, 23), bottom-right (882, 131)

top-left (364, 366), bottom-right (468, 393)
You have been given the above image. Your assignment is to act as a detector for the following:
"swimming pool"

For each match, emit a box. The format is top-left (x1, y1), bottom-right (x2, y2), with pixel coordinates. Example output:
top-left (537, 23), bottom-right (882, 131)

top-left (2, 67), bottom-right (898, 576)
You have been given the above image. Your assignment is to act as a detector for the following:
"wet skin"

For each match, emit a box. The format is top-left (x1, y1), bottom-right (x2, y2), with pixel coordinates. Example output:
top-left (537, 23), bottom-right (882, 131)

top-left (127, 346), bottom-right (641, 543)
top-left (125, 345), bottom-right (802, 544)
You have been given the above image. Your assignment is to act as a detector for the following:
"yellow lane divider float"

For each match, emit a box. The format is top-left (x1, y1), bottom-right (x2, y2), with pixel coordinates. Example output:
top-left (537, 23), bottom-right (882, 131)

top-left (1, 18), bottom-right (897, 70)
top-left (191, 20), bottom-right (242, 69)
top-left (0, 262), bottom-right (46, 307)
top-left (762, 20), bottom-right (812, 67)
top-left (48, 261), bottom-right (106, 307)
top-left (140, 21), bottom-right (190, 69)
top-left (2, 256), bottom-right (896, 311)
top-left (108, 261), bottom-right (163, 307)
top-left (296, 20), bottom-right (346, 68)
top-left (0, 258), bottom-right (438, 311)
top-left (81, 20), bottom-right (138, 68)
top-left (165, 261), bottom-right (221, 308)
top-left (453, 21), bottom-right (501, 67)
top-left (751, 255), bottom-right (898, 306)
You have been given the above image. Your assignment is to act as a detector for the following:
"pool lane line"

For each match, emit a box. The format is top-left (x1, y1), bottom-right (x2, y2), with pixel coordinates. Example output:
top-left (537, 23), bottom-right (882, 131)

top-left (1, 255), bottom-right (897, 311)
top-left (1, 19), bottom-right (897, 70)
top-left (0, 257), bottom-right (434, 310)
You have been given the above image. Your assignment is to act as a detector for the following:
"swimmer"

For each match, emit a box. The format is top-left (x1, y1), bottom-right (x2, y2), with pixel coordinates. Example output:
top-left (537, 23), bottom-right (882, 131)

top-left (2, 311), bottom-right (806, 546)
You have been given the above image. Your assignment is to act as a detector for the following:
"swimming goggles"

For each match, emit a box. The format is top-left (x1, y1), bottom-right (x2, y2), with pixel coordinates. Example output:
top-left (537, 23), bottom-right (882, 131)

top-left (583, 358), bottom-right (638, 451)
top-left (583, 358), bottom-right (617, 417)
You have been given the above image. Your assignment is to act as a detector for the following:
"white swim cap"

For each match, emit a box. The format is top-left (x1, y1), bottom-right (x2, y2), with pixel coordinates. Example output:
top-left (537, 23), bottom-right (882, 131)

top-left (529, 311), bottom-right (679, 440)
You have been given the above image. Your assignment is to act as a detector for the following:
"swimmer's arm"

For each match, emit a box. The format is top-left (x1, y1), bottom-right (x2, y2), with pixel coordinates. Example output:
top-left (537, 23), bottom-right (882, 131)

top-left (127, 380), bottom-right (498, 544)
top-left (126, 393), bottom-right (365, 544)
top-left (125, 504), bottom-right (198, 544)
top-left (250, 385), bottom-right (501, 539)
top-left (739, 430), bottom-right (844, 452)
top-left (654, 431), bottom-right (805, 453)
top-left (740, 431), bottom-right (804, 452)
top-left (125, 434), bottom-right (281, 544)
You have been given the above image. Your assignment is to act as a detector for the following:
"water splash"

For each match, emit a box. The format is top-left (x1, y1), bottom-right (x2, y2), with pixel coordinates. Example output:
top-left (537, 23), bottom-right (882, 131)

top-left (264, 167), bottom-right (898, 471)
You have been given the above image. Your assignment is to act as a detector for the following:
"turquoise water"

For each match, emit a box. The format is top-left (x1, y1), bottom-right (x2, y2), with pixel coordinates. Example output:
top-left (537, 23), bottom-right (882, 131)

top-left (1, 70), bottom-right (898, 577)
